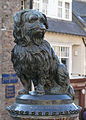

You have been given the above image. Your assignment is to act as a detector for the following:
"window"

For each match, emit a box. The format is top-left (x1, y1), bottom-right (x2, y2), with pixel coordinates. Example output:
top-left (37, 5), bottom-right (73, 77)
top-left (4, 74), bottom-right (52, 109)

top-left (58, 0), bottom-right (62, 18)
top-left (42, 0), bottom-right (48, 14)
top-left (52, 45), bottom-right (72, 77)
top-left (33, 0), bottom-right (48, 14)
top-left (53, 46), bottom-right (69, 69)
top-left (65, 2), bottom-right (70, 19)
top-left (33, 0), bottom-right (72, 21)
top-left (57, 0), bottom-right (71, 20)
top-left (33, 0), bottom-right (40, 11)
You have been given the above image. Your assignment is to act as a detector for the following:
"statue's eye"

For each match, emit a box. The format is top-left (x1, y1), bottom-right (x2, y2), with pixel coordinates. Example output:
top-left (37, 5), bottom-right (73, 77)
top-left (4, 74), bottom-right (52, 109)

top-left (29, 16), bottom-right (38, 23)
top-left (40, 18), bottom-right (44, 23)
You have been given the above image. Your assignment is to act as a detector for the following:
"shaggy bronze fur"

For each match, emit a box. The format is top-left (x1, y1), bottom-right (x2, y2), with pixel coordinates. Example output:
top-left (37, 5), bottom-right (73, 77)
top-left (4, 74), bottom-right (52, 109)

top-left (11, 9), bottom-right (74, 96)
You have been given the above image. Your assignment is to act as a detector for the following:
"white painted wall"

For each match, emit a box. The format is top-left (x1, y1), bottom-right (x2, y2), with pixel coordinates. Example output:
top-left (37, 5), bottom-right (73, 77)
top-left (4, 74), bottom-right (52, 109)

top-left (45, 32), bottom-right (86, 78)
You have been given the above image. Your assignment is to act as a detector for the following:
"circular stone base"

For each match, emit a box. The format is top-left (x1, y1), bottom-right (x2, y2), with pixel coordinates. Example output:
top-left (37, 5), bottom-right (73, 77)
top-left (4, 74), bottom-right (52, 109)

top-left (7, 94), bottom-right (81, 119)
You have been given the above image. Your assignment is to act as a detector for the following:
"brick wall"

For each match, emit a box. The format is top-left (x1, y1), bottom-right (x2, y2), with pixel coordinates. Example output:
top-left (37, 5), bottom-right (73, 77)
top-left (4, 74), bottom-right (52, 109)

top-left (0, 0), bottom-right (30, 120)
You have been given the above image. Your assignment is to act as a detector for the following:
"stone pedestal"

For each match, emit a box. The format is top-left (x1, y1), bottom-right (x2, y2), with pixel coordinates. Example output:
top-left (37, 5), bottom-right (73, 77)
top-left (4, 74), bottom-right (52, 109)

top-left (12, 117), bottom-right (79, 120)
top-left (7, 93), bottom-right (81, 120)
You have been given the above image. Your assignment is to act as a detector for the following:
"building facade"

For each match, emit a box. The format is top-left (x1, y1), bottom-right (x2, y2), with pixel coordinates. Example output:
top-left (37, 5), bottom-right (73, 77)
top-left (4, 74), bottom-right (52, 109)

top-left (0, 0), bottom-right (86, 119)
top-left (32, 2), bottom-right (86, 113)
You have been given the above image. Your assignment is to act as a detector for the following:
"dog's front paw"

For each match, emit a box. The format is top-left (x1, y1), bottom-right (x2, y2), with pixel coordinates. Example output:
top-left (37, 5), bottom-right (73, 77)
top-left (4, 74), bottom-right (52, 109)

top-left (35, 84), bottom-right (45, 95)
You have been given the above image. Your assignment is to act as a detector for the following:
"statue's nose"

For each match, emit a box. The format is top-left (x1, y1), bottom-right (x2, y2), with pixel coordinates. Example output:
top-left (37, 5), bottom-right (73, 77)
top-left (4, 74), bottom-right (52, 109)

top-left (40, 24), bottom-right (46, 31)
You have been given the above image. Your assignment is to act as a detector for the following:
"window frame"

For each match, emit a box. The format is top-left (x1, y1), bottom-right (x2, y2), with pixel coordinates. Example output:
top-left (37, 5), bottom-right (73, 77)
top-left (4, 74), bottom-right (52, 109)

top-left (65, 2), bottom-right (70, 19)
top-left (58, 0), bottom-right (63, 18)
top-left (41, 0), bottom-right (48, 15)
top-left (51, 44), bottom-right (72, 78)
top-left (33, 0), bottom-right (40, 11)
top-left (33, 0), bottom-right (72, 21)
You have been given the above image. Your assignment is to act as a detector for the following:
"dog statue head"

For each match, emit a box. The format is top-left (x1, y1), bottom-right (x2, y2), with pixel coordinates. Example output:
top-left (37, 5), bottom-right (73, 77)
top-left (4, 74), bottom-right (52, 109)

top-left (13, 9), bottom-right (48, 46)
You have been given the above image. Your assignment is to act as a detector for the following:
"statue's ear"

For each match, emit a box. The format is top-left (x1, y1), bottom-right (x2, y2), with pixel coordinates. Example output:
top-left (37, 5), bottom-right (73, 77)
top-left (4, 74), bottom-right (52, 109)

top-left (14, 10), bottom-right (27, 26)
top-left (13, 10), bottom-right (28, 41)
top-left (42, 13), bottom-right (48, 29)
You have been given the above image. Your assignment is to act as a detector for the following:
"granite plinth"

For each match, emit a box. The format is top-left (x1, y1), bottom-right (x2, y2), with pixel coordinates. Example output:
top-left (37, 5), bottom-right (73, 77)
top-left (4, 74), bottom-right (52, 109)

top-left (6, 93), bottom-right (81, 120)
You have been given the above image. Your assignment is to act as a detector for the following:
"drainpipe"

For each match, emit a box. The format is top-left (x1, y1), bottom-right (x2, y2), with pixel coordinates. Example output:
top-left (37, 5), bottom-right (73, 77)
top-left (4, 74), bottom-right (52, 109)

top-left (30, 0), bottom-right (33, 9)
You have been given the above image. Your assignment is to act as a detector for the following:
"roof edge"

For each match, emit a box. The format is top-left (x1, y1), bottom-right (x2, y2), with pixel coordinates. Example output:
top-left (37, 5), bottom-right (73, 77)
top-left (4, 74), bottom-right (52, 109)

top-left (47, 30), bottom-right (86, 37)
top-left (73, 11), bottom-right (86, 32)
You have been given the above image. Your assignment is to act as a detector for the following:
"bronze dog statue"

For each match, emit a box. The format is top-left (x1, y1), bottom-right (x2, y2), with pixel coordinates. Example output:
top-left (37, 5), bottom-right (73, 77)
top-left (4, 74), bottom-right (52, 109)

top-left (11, 9), bottom-right (74, 97)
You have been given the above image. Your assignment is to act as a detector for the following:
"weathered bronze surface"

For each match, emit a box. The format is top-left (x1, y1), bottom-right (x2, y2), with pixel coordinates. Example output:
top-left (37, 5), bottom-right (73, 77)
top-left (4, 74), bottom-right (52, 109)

top-left (7, 9), bottom-right (81, 119)
top-left (7, 94), bottom-right (81, 119)
top-left (11, 9), bottom-right (74, 97)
